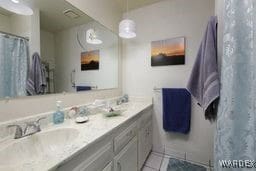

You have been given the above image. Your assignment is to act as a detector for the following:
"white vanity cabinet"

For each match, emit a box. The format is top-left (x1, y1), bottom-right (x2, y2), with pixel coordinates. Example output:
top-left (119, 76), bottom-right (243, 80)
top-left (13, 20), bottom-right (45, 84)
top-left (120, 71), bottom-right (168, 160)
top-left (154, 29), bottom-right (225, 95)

top-left (56, 105), bottom-right (153, 171)
top-left (138, 110), bottom-right (153, 170)
top-left (114, 137), bottom-right (138, 171)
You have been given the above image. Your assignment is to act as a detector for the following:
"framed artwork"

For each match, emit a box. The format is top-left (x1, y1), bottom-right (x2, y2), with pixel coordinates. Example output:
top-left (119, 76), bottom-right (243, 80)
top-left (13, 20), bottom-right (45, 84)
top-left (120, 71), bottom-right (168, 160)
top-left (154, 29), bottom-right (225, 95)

top-left (81, 50), bottom-right (99, 70)
top-left (151, 37), bottom-right (185, 66)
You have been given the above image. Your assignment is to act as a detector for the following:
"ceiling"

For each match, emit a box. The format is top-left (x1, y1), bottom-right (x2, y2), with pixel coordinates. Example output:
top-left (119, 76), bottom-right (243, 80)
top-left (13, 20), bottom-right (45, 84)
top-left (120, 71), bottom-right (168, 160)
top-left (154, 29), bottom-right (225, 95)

top-left (114, 0), bottom-right (165, 12)
top-left (0, 7), bottom-right (13, 16)
top-left (30, 0), bottom-right (93, 32)
top-left (36, 0), bottom-right (166, 32)
top-left (0, 0), bottom-right (165, 32)
top-left (0, 0), bottom-right (93, 32)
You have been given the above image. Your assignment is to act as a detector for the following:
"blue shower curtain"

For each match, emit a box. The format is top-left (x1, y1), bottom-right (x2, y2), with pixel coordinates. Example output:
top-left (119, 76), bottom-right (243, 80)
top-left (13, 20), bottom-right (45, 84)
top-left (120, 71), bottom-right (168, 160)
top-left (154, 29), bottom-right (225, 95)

top-left (0, 34), bottom-right (29, 98)
top-left (215, 0), bottom-right (256, 170)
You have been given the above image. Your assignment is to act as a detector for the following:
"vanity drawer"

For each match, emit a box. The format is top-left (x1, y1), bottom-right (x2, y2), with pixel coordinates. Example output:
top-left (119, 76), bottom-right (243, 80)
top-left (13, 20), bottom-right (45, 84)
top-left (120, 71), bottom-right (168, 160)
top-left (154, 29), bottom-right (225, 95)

top-left (74, 142), bottom-right (112, 171)
top-left (57, 141), bottom-right (113, 171)
top-left (114, 122), bottom-right (137, 153)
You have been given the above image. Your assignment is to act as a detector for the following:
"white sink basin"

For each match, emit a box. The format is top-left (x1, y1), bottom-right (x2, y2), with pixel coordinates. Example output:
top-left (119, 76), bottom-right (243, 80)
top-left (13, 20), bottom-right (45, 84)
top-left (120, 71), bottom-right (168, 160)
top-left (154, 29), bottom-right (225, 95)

top-left (0, 127), bottom-right (79, 168)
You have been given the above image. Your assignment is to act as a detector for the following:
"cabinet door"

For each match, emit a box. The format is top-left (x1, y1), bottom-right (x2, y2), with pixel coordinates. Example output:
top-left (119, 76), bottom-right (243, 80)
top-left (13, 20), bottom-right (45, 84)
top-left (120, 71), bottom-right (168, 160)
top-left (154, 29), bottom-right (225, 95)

top-left (145, 122), bottom-right (153, 156)
top-left (138, 122), bottom-right (153, 169)
top-left (114, 137), bottom-right (138, 171)
top-left (138, 125), bottom-right (148, 169)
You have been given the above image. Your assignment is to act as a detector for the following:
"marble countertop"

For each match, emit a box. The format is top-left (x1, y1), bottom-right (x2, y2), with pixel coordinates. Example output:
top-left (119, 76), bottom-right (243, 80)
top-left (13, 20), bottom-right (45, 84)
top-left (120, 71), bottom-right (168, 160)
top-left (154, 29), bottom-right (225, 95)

top-left (0, 99), bottom-right (152, 171)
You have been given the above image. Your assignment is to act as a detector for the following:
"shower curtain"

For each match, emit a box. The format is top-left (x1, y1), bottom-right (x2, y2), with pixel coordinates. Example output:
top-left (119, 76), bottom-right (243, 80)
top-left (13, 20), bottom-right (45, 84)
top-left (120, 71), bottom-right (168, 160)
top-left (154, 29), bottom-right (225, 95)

top-left (215, 0), bottom-right (256, 170)
top-left (0, 34), bottom-right (29, 98)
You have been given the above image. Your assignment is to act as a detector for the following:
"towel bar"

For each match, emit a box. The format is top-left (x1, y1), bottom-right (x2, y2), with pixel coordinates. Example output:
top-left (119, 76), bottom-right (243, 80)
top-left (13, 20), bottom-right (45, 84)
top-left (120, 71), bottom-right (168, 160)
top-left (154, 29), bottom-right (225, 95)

top-left (153, 87), bottom-right (162, 91)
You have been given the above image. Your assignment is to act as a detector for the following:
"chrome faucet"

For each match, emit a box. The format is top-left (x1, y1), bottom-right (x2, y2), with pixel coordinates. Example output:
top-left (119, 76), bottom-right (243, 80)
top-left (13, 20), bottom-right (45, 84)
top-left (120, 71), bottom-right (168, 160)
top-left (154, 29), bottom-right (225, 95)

top-left (24, 117), bottom-right (46, 136)
top-left (7, 124), bottom-right (23, 139)
top-left (7, 117), bottom-right (46, 139)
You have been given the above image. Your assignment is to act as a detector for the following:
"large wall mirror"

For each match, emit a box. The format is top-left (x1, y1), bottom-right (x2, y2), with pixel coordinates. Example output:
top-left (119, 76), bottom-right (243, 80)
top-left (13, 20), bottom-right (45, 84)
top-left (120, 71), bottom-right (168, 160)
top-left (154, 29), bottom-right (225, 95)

top-left (0, 0), bottom-right (118, 99)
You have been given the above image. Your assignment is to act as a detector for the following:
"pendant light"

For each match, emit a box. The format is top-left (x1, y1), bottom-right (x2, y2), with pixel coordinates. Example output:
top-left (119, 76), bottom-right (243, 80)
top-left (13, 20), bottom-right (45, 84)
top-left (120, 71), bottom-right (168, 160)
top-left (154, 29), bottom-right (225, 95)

top-left (119, 0), bottom-right (136, 39)
top-left (86, 28), bottom-right (103, 45)
top-left (0, 0), bottom-right (33, 16)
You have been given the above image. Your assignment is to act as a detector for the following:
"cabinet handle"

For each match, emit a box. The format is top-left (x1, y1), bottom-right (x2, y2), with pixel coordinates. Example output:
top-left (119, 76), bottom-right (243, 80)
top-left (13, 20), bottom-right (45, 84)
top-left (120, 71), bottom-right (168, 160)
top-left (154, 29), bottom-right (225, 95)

top-left (117, 162), bottom-right (122, 171)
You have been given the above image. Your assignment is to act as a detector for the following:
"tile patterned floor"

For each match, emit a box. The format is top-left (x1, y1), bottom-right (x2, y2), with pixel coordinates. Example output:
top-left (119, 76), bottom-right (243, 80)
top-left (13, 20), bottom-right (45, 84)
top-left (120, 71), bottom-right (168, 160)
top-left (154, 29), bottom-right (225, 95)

top-left (141, 151), bottom-right (213, 171)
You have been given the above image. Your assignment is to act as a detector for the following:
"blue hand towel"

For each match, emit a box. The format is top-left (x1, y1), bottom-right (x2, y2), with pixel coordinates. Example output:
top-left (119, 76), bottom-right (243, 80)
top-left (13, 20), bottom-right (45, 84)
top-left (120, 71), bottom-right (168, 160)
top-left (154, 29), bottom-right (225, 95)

top-left (162, 88), bottom-right (191, 134)
top-left (76, 86), bottom-right (92, 91)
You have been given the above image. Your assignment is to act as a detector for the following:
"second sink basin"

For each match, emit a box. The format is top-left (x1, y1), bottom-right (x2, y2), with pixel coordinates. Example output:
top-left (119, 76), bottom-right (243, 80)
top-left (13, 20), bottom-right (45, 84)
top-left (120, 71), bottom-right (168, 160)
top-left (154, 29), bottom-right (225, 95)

top-left (0, 127), bottom-right (79, 168)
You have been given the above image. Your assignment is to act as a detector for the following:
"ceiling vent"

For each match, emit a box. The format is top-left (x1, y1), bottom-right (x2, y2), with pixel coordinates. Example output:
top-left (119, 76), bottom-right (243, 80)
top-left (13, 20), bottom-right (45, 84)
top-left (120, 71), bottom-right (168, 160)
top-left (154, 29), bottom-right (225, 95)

top-left (63, 9), bottom-right (80, 19)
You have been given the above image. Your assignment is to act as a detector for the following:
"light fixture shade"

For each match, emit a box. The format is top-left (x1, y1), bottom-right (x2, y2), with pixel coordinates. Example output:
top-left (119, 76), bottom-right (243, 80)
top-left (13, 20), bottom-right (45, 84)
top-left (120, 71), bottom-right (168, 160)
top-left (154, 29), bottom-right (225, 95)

top-left (119, 19), bottom-right (136, 39)
top-left (86, 29), bottom-right (103, 45)
top-left (0, 0), bottom-right (33, 16)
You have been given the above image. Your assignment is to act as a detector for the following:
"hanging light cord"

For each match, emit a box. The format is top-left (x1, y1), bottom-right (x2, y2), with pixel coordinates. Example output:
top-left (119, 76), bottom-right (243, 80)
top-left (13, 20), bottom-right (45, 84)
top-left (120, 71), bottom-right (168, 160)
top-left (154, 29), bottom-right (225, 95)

top-left (126, 0), bottom-right (129, 19)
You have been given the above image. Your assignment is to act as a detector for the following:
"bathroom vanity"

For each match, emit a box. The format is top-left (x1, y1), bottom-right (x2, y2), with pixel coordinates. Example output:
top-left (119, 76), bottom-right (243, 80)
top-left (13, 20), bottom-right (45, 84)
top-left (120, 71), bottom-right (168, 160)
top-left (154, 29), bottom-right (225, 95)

top-left (0, 99), bottom-right (153, 171)
top-left (56, 100), bottom-right (153, 171)
top-left (0, 0), bottom-right (153, 170)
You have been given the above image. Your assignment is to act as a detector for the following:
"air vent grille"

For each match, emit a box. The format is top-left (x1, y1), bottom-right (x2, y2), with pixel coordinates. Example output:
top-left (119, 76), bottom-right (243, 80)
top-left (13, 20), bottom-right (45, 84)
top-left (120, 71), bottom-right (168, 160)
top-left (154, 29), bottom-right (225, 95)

top-left (63, 9), bottom-right (80, 19)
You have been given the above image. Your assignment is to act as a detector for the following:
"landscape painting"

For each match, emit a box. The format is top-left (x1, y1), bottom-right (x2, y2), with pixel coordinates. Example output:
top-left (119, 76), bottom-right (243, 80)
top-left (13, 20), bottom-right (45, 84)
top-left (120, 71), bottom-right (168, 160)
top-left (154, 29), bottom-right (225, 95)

top-left (81, 50), bottom-right (100, 70)
top-left (151, 37), bottom-right (185, 66)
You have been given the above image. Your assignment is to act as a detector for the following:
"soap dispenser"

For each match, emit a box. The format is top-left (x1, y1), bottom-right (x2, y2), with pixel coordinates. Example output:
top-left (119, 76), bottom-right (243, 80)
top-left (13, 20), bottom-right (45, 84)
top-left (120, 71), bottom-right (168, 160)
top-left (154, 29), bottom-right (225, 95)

top-left (53, 101), bottom-right (65, 124)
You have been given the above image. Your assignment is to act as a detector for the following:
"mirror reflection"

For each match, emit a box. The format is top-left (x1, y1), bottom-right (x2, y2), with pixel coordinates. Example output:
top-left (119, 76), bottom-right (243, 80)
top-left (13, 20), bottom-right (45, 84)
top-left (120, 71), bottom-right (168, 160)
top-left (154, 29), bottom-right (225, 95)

top-left (0, 0), bottom-right (118, 99)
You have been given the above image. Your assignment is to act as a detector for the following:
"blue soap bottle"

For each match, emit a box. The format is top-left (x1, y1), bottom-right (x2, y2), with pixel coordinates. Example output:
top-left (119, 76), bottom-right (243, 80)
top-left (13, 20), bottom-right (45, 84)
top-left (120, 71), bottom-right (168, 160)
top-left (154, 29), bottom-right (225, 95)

top-left (53, 101), bottom-right (64, 124)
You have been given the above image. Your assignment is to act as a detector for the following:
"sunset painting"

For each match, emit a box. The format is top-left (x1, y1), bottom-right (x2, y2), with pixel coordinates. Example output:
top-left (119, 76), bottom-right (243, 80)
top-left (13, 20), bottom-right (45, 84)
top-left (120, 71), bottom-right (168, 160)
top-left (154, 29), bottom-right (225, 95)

top-left (81, 50), bottom-right (100, 70)
top-left (151, 37), bottom-right (185, 66)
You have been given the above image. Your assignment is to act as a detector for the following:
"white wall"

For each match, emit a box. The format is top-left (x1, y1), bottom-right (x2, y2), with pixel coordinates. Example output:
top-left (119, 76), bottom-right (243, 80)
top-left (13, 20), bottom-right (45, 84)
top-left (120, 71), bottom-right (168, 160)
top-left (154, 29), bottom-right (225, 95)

top-left (122, 0), bottom-right (215, 165)
top-left (0, 14), bottom-right (10, 33)
top-left (0, 0), bottom-right (122, 122)
top-left (29, 8), bottom-right (41, 56)
top-left (9, 14), bottom-right (30, 38)
top-left (54, 21), bottom-right (118, 92)
top-left (40, 30), bottom-right (56, 93)
top-left (40, 30), bottom-right (56, 69)
top-left (66, 0), bottom-right (123, 90)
